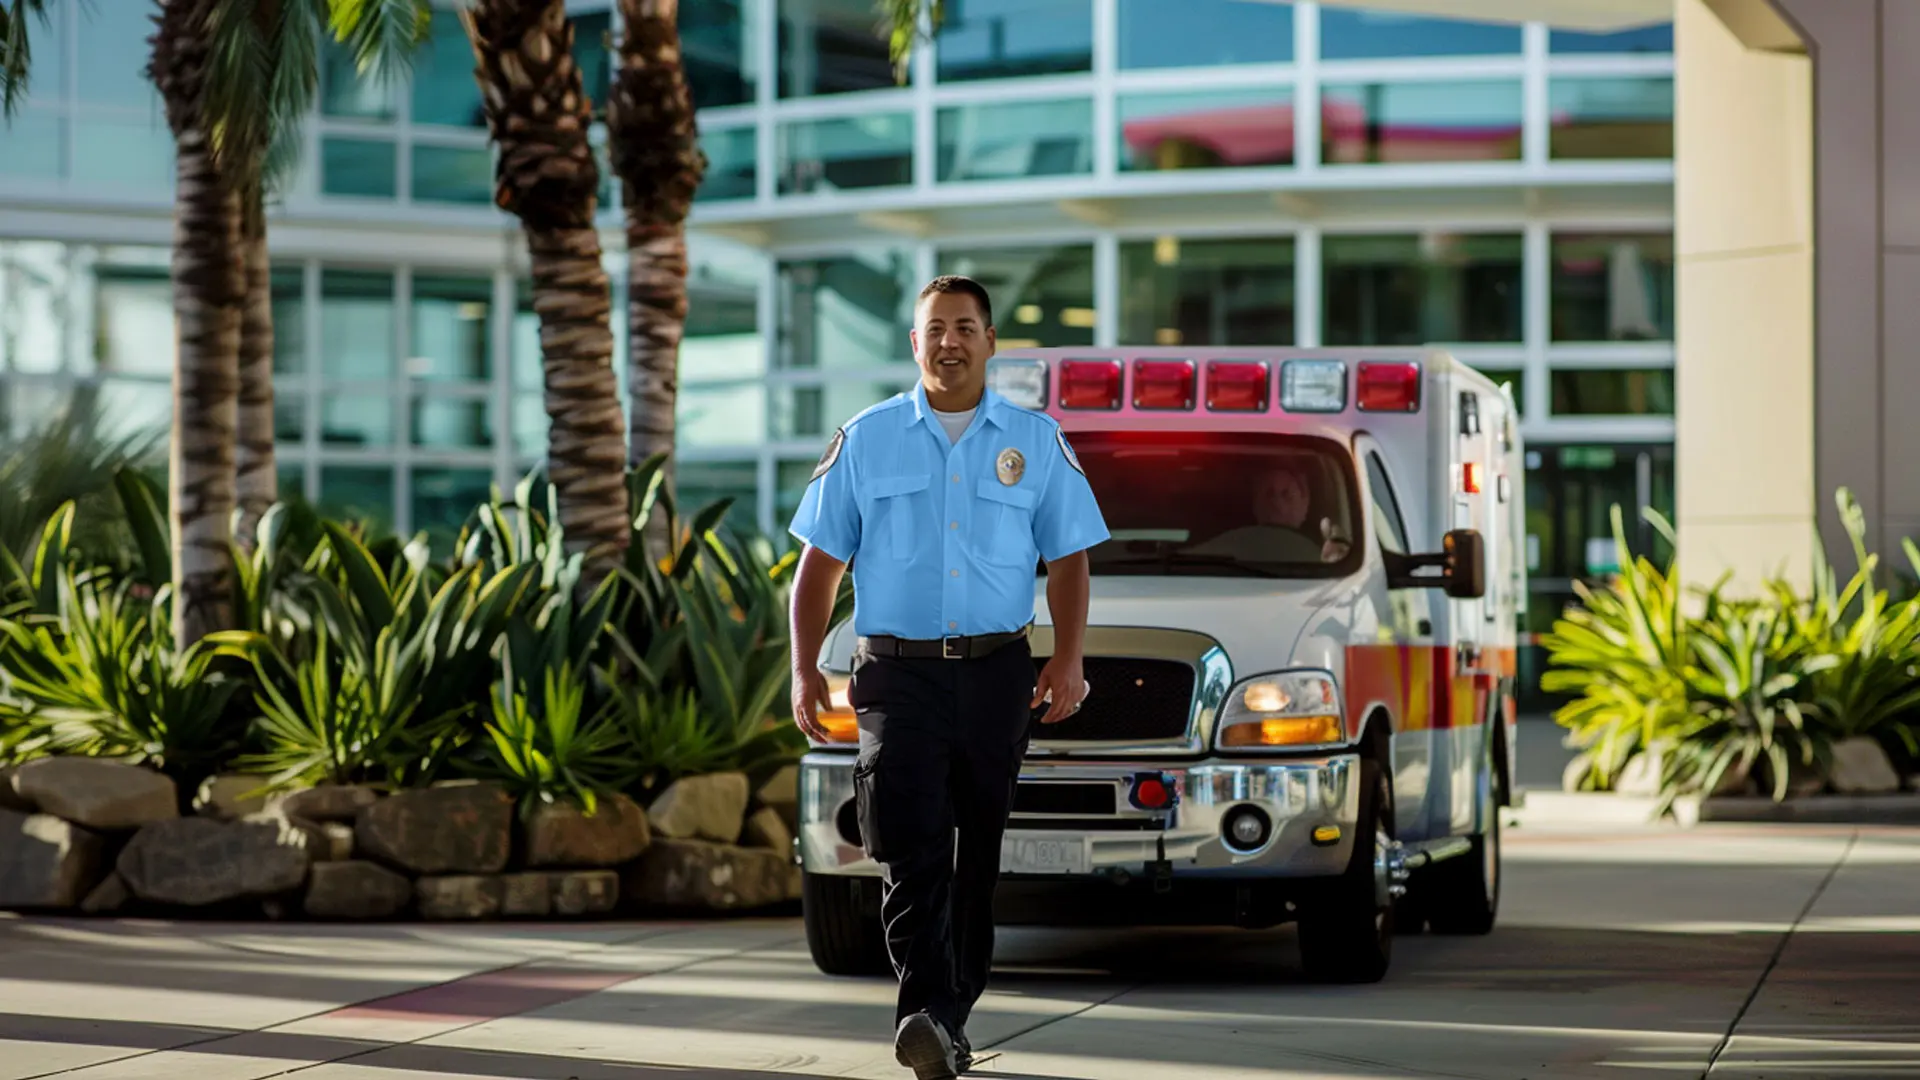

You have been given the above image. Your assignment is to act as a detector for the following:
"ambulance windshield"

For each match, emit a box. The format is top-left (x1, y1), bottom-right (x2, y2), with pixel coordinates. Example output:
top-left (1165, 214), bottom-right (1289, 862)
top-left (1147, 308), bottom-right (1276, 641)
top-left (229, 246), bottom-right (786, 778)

top-left (1070, 430), bottom-right (1363, 579)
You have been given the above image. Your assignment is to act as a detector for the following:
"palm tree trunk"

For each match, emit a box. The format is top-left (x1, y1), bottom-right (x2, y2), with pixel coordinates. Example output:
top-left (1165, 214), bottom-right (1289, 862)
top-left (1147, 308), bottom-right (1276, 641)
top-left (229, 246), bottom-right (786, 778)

top-left (234, 183), bottom-right (276, 551)
top-left (609, 0), bottom-right (705, 562)
top-left (462, 0), bottom-right (629, 581)
top-left (152, 0), bottom-right (243, 648)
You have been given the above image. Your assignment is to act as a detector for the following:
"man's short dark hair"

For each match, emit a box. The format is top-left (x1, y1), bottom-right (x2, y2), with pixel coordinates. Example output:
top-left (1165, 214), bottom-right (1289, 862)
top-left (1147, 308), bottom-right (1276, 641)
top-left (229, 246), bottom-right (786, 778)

top-left (917, 275), bottom-right (993, 328)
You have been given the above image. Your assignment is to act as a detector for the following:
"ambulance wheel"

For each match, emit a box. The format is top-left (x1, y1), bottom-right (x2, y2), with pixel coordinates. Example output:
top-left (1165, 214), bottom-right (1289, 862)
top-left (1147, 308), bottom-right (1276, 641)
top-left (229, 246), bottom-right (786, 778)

top-left (1425, 731), bottom-right (1502, 936)
top-left (803, 872), bottom-right (892, 977)
top-left (1297, 757), bottom-right (1394, 984)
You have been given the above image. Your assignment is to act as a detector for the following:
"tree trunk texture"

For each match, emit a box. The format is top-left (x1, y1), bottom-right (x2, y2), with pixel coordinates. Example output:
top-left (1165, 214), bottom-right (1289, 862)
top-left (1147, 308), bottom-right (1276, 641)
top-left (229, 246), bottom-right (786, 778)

top-left (234, 185), bottom-right (276, 551)
top-left (462, 0), bottom-right (630, 581)
top-left (152, 0), bottom-right (243, 649)
top-left (609, 0), bottom-right (705, 560)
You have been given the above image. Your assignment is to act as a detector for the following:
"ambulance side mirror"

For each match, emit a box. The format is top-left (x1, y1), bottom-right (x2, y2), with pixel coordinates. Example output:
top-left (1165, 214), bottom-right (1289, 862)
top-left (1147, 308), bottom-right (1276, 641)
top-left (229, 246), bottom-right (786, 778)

top-left (1442, 528), bottom-right (1486, 600)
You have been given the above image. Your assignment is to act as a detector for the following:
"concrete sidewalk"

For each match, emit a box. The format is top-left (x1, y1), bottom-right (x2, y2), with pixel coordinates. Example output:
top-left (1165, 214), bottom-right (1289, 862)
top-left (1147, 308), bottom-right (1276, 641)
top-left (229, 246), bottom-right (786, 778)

top-left (2, 822), bottom-right (1917, 1079)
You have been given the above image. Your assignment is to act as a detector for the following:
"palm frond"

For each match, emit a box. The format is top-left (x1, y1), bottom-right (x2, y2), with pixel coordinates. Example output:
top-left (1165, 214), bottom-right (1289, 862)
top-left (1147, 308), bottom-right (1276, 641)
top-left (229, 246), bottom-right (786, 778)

top-left (0, 0), bottom-right (56, 120)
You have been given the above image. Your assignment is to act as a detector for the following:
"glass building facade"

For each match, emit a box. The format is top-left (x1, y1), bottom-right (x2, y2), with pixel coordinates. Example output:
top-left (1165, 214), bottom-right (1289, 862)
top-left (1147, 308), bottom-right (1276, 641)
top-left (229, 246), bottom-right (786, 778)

top-left (0, 0), bottom-right (1676, 706)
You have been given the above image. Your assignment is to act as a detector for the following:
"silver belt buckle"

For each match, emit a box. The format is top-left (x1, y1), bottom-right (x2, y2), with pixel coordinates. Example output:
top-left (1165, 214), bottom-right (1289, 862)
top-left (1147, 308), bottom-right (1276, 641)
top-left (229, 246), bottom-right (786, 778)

top-left (941, 636), bottom-right (964, 660)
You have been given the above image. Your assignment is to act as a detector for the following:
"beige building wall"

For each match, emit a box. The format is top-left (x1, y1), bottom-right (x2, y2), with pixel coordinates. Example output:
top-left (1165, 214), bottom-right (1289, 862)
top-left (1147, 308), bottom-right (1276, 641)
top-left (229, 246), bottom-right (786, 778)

top-left (1673, 0), bottom-right (1816, 591)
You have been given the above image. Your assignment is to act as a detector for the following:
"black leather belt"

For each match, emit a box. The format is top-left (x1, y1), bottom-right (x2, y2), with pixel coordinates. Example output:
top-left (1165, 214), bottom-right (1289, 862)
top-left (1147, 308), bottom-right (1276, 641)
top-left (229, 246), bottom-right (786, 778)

top-left (858, 626), bottom-right (1030, 661)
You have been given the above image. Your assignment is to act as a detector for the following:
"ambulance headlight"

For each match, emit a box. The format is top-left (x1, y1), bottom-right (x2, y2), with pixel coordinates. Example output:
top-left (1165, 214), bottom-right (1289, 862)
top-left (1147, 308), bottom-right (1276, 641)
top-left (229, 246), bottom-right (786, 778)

top-left (1216, 670), bottom-right (1345, 750)
top-left (987, 358), bottom-right (1048, 410)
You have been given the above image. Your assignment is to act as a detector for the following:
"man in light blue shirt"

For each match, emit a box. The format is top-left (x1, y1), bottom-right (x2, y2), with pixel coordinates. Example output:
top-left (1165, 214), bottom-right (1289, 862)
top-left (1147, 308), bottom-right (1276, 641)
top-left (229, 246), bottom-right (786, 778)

top-left (787, 275), bottom-right (1108, 1080)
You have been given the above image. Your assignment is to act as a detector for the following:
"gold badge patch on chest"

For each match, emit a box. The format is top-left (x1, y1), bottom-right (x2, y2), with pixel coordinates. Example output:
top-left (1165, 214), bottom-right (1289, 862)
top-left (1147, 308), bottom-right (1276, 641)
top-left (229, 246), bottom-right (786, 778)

top-left (996, 447), bottom-right (1026, 485)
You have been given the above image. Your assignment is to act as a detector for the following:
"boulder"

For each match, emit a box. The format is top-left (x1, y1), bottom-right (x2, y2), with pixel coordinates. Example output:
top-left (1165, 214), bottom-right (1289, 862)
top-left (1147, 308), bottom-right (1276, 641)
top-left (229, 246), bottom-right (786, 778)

top-left (281, 785), bottom-right (381, 823)
top-left (1831, 736), bottom-right (1901, 794)
top-left (415, 875), bottom-right (503, 920)
top-left (741, 807), bottom-right (793, 855)
top-left (624, 839), bottom-right (796, 912)
top-left (304, 860), bottom-right (414, 919)
top-left (355, 783), bottom-right (512, 875)
top-left (0, 765), bottom-right (35, 812)
top-left (116, 817), bottom-right (311, 907)
top-left (647, 773), bottom-right (749, 843)
top-left (193, 775), bottom-right (276, 819)
top-left (501, 873), bottom-right (552, 918)
top-left (0, 809), bottom-right (104, 909)
top-left (12, 759), bottom-right (177, 830)
top-left (756, 765), bottom-right (800, 835)
top-left (80, 872), bottom-right (129, 914)
top-left (552, 871), bottom-right (619, 917)
top-left (525, 794), bottom-right (651, 868)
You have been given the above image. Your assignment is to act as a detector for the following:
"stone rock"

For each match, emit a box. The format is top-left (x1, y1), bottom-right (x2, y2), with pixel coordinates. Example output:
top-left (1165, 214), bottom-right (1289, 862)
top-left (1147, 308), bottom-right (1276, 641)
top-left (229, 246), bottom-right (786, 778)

top-left (193, 775), bottom-right (276, 819)
top-left (116, 817), bottom-right (311, 907)
top-left (355, 783), bottom-right (512, 875)
top-left (501, 873), bottom-right (552, 917)
top-left (416, 875), bottom-right (503, 920)
top-left (624, 839), bottom-right (796, 912)
top-left (552, 871), bottom-right (619, 917)
top-left (80, 872), bottom-right (129, 914)
top-left (12, 758), bottom-right (177, 830)
top-left (0, 765), bottom-right (35, 812)
top-left (303, 860), bottom-right (414, 920)
top-left (741, 807), bottom-right (793, 855)
top-left (0, 809), bottom-right (104, 909)
top-left (525, 794), bottom-right (651, 868)
top-left (1831, 736), bottom-right (1902, 794)
top-left (281, 785), bottom-right (381, 823)
top-left (756, 765), bottom-right (800, 839)
top-left (647, 773), bottom-right (749, 843)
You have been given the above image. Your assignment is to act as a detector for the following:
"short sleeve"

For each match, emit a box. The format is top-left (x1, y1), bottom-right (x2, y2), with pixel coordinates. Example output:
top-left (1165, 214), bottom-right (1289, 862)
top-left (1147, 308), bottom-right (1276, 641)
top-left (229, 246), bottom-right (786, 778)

top-left (788, 427), bottom-right (860, 562)
top-left (1033, 425), bottom-right (1109, 562)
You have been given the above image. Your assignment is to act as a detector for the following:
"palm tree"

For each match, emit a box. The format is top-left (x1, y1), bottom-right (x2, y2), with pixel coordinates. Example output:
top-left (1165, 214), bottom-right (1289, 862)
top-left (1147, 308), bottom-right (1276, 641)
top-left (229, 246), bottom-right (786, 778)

top-left (606, 0), bottom-right (703, 559)
top-left (0, 1), bottom-right (55, 117)
top-left (460, 0), bottom-right (630, 581)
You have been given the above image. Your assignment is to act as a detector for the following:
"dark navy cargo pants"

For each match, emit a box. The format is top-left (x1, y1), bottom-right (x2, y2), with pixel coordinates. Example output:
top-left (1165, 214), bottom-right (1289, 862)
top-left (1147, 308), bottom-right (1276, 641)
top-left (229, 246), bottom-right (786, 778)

top-left (847, 637), bottom-right (1034, 1037)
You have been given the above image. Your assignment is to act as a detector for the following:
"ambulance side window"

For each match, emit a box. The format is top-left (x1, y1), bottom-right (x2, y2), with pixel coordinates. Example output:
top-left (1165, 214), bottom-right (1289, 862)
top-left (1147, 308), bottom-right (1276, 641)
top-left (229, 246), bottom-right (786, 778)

top-left (1365, 452), bottom-right (1410, 556)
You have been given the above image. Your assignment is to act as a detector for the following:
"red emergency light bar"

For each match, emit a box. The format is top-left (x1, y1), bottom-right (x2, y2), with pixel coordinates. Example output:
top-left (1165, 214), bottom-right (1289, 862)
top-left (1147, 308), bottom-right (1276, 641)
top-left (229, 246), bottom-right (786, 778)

top-left (1058, 359), bottom-right (1123, 410)
top-left (1131, 359), bottom-right (1196, 410)
top-left (1356, 361), bottom-right (1421, 413)
top-left (1205, 361), bottom-right (1269, 411)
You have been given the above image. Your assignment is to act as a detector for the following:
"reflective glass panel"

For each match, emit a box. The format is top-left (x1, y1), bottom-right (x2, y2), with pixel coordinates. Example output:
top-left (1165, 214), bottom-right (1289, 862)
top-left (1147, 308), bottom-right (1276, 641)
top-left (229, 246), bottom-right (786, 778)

top-left (0, 378), bottom-right (68, 440)
top-left (272, 267), bottom-right (306, 376)
top-left (696, 126), bottom-right (757, 201)
top-left (679, 383), bottom-right (766, 447)
top-left (1550, 369), bottom-right (1674, 416)
top-left (320, 39), bottom-right (398, 120)
top-left (777, 251), bottom-right (916, 368)
top-left (675, 459), bottom-right (760, 534)
top-left (94, 380), bottom-right (170, 445)
top-left (1323, 233), bottom-right (1523, 345)
top-left (573, 9), bottom-right (614, 114)
top-left (1119, 236), bottom-right (1295, 347)
top-left (71, 116), bottom-right (173, 190)
top-left (0, 242), bottom-right (70, 374)
top-left (512, 394), bottom-right (548, 458)
top-left (411, 144), bottom-right (493, 205)
top-left (410, 275), bottom-right (494, 382)
top-left (322, 138), bottom-right (397, 198)
top-left (1320, 80), bottom-right (1522, 165)
top-left (1550, 23), bottom-right (1673, 53)
top-left (1318, 9), bottom-right (1520, 59)
top-left (935, 245), bottom-right (1094, 348)
top-left (319, 465), bottom-right (396, 532)
top-left (778, 0), bottom-right (895, 98)
top-left (778, 114), bottom-right (913, 194)
top-left (771, 381), bottom-right (912, 440)
top-left (0, 111), bottom-right (63, 179)
top-left (937, 99), bottom-right (1092, 182)
top-left (686, 0), bottom-right (759, 108)
top-left (411, 397), bottom-right (496, 448)
top-left (320, 270), bottom-right (395, 381)
top-left (1550, 233), bottom-right (1674, 342)
top-left (1548, 77), bottom-right (1674, 160)
top-left (75, 6), bottom-right (159, 107)
top-left (1117, 0), bottom-right (1293, 70)
top-left (1119, 88), bottom-right (1295, 172)
top-left (91, 265), bottom-right (173, 378)
top-left (276, 397), bottom-right (303, 443)
top-left (935, 0), bottom-right (1092, 82)
top-left (320, 394), bottom-right (396, 446)
top-left (412, 466), bottom-right (496, 554)
top-left (411, 10), bottom-right (486, 128)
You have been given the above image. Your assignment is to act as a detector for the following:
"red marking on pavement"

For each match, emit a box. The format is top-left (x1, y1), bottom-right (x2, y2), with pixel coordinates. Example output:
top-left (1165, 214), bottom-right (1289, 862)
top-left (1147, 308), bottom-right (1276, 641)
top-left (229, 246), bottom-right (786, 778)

top-left (323, 967), bottom-right (644, 1025)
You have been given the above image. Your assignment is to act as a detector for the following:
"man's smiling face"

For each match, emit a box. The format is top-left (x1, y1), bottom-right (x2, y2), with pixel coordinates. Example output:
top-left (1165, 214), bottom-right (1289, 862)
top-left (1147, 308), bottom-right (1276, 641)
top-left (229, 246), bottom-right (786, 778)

top-left (911, 289), bottom-right (996, 407)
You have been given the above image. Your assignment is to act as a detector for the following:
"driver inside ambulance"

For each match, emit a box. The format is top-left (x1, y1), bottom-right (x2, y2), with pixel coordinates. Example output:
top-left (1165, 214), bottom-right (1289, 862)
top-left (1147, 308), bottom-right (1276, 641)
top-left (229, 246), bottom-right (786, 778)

top-left (1250, 464), bottom-right (1351, 563)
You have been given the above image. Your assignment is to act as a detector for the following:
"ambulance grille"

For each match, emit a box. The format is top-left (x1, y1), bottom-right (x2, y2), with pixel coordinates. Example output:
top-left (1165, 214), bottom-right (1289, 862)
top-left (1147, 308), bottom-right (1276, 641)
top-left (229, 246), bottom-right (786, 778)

top-left (1031, 656), bottom-right (1195, 742)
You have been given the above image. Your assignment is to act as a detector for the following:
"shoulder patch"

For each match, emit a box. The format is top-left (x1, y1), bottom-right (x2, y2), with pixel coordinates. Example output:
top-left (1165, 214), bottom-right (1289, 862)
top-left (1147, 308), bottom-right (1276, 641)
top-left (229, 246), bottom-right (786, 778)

top-left (811, 428), bottom-right (846, 481)
top-left (1056, 427), bottom-right (1084, 476)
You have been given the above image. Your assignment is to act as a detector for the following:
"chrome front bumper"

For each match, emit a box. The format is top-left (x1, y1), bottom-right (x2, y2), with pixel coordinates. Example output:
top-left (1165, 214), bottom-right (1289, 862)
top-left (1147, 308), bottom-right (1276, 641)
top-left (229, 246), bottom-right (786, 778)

top-left (798, 751), bottom-right (1361, 880)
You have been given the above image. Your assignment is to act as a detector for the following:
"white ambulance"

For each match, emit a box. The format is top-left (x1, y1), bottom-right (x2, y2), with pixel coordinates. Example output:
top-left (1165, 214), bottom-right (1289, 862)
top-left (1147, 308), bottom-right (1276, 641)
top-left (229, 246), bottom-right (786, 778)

top-left (795, 347), bottom-right (1526, 984)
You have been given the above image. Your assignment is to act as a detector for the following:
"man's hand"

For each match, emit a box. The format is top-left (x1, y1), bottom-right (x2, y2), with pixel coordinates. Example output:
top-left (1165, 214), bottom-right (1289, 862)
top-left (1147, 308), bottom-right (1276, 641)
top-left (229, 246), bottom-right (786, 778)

top-left (1031, 653), bottom-right (1088, 725)
top-left (792, 665), bottom-right (834, 742)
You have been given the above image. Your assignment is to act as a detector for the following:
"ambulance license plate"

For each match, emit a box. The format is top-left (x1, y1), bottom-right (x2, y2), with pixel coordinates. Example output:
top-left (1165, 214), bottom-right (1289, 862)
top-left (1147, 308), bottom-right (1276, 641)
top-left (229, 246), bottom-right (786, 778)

top-left (1001, 834), bottom-right (1090, 875)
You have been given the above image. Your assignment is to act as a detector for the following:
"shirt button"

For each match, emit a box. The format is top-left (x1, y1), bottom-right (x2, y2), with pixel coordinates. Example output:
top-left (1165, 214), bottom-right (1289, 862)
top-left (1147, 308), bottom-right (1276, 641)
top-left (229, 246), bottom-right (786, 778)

top-left (951, 474), bottom-right (960, 483)
top-left (948, 621), bottom-right (958, 630)
top-left (950, 521), bottom-right (958, 529)
top-left (950, 569), bottom-right (959, 577)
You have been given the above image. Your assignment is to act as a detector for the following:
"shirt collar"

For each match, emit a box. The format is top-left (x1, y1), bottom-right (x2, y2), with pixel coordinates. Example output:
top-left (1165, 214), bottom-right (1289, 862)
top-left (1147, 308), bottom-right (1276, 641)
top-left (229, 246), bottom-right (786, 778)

top-left (909, 380), bottom-right (1010, 434)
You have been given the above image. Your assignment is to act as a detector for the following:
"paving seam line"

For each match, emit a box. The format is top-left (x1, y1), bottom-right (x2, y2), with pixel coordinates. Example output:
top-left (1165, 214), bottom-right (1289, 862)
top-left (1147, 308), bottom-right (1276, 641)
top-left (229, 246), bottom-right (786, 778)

top-left (18, 923), bottom-right (777, 1080)
top-left (1697, 830), bottom-right (1858, 1080)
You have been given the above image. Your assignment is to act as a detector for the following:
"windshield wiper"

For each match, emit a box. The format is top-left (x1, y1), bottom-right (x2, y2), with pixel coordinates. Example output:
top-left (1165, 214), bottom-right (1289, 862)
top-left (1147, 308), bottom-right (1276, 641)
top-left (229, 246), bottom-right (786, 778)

top-left (1093, 552), bottom-right (1290, 579)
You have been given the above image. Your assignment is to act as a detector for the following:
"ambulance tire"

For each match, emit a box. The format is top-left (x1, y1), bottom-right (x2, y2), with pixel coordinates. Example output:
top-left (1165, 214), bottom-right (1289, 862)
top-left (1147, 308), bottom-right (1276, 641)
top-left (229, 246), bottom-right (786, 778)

top-left (803, 872), bottom-right (892, 977)
top-left (1297, 757), bottom-right (1394, 984)
top-left (1424, 730), bottom-right (1503, 936)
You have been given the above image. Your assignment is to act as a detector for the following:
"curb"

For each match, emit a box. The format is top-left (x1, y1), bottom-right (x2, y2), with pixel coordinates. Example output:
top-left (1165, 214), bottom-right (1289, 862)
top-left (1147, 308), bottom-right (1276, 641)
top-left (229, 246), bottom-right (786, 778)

top-left (1507, 788), bottom-right (1920, 828)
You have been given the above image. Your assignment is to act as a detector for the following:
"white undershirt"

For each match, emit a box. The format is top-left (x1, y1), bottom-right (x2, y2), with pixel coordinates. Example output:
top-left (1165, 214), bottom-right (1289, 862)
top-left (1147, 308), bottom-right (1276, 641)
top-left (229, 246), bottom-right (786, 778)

top-left (932, 406), bottom-right (975, 445)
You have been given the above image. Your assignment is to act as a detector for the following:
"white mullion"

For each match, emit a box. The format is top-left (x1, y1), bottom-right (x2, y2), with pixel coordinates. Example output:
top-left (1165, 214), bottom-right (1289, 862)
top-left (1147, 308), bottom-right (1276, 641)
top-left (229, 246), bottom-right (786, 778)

top-left (1092, 0), bottom-right (1117, 181)
top-left (491, 269), bottom-right (515, 492)
top-left (1295, 1), bottom-right (1319, 174)
top-left (1523, 21), bottom-right (1550, 174)
top-left (393, 266), bottom-right (413, 535)
top-left (912, 5), bottom-right (936, 189)
top-left (303, 261), bottom-right (323, 501)
top-left (1093, 231), bottom-right (1118, 348)
top-left (755, 0), bottom-right (778, 203)
top-left (756, 452), bottom-right (776, 541)
top-left (1295, 225), bottom-right (1321, 347)
top-left (1523, 221), bottom-right (1550, 424)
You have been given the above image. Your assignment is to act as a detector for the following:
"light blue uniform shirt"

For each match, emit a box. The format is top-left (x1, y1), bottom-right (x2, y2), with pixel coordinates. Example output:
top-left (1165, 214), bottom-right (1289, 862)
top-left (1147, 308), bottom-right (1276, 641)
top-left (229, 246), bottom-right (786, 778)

top-left (789, 382), bottom-right (1110, 641)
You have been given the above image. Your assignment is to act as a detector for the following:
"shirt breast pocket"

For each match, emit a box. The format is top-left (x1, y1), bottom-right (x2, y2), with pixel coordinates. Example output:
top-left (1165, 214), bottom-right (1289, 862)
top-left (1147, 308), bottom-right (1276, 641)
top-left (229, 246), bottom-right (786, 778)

top-left (864, 474), bottom-right (929, 560)
top-left (975, 479), bottom-right (1039, 567)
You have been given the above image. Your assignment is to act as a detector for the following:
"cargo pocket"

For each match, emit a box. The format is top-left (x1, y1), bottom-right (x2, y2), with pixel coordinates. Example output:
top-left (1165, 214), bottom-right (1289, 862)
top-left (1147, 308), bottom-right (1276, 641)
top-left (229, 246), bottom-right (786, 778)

top-left (851, 755), bottom-right (890, 862)
top-left (975, 479), bottom-right (1039, 567)
top-left (864, 474), bottom-right (931, 560)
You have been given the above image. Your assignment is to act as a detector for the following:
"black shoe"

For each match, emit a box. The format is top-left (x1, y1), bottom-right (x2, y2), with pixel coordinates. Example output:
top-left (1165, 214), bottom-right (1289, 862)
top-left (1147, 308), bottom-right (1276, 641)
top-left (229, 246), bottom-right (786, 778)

top-left (894, 1012), bottom-right (958, 1080)
top-left (954, 1029), bottom-right (974, 1074)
